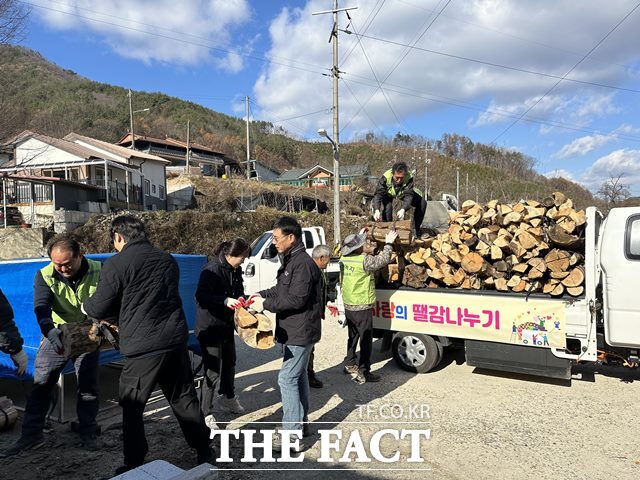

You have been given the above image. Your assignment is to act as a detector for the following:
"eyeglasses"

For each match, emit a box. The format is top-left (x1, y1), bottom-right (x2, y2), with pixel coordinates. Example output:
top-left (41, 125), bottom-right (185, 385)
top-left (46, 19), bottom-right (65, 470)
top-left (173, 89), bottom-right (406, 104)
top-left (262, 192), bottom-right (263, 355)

top-left (272, 233), bottom-right (292, 244)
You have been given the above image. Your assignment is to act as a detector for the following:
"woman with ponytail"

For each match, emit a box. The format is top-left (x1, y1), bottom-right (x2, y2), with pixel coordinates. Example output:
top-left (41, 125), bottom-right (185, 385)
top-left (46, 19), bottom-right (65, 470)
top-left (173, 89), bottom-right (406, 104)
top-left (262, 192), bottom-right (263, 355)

top-left (195, 238), bottom-right (251, 430)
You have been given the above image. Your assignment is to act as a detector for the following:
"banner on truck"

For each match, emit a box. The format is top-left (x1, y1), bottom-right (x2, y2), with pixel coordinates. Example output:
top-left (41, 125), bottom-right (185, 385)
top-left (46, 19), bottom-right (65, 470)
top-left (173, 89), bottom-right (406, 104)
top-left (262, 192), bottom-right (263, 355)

top-left (373, 290), bottom-right (566, 348)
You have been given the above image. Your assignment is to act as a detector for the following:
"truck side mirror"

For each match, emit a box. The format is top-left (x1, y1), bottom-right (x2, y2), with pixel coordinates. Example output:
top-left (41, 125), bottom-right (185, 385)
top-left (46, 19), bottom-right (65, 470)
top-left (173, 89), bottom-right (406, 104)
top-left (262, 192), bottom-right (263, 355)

top-left (263, 243), bottom-right (278, 260)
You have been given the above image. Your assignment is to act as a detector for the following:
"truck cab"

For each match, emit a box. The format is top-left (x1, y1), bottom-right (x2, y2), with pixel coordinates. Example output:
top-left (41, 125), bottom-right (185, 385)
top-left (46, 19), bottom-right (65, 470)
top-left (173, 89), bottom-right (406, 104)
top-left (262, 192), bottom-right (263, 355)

top-left (242, 226), bottom-right (338, 295)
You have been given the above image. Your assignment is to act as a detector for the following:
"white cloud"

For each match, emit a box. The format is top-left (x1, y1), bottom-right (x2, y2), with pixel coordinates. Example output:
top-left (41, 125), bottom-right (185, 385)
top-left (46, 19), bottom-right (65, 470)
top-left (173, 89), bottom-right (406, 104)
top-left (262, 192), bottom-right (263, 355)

top-left (580, 149), bottom-right (640, 193)
top-left (554, 134), bottom-right (612, 159)
top-left (543, 169), bottom-right (577, 182)
top-left (35, 0), bottom-right (251, 66)
top-left (253, 0), bottom-right (640, 139)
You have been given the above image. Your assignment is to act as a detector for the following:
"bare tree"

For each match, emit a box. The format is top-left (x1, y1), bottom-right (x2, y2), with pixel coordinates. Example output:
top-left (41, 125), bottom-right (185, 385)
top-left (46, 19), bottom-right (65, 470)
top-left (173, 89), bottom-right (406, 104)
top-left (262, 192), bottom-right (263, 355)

top-left (0, 0), bottom-right (29, 44)
top-left (597, 174), bottom-right (631, 207)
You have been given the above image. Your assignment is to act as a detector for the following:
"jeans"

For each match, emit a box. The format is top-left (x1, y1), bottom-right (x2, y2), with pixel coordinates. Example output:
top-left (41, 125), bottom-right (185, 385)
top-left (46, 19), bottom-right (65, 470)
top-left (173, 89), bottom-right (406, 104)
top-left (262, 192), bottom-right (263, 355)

top-left (278, 344), bottom-right (313, 431)
top-left (22, 336), bottom-right (99, 438)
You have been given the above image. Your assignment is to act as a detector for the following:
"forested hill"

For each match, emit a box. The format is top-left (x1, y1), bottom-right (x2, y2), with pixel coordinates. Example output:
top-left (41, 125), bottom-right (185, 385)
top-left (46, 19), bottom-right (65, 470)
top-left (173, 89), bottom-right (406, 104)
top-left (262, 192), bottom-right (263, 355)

top-left (0, 44), bottom-right (596, 208)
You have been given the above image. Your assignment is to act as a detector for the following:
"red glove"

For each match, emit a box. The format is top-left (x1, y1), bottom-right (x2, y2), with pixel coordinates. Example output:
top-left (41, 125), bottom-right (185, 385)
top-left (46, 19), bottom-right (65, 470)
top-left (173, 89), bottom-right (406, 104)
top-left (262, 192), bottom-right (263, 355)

top-left (328, 305), bottom-right (339, 317)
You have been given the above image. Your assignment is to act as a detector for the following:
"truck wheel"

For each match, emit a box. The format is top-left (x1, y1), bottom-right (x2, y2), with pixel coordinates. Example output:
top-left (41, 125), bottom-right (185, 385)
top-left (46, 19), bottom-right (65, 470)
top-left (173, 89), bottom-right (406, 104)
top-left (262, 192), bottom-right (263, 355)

top-left (392, 332), bottom-right (442, 373)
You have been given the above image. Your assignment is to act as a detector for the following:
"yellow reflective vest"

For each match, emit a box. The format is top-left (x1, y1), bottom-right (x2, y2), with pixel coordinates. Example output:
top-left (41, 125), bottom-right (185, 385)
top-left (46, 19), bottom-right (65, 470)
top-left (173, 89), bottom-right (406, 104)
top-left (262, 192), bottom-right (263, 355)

top-left (339, 254), bottom-right (376, 306)
top-left (40, 258), bottom-right (101, 326)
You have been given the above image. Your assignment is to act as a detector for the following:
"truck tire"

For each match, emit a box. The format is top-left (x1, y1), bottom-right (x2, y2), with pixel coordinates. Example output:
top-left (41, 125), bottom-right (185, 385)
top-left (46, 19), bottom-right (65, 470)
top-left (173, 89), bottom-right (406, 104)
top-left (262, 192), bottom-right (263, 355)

top-left (392, 332), bottom-right (442, 373)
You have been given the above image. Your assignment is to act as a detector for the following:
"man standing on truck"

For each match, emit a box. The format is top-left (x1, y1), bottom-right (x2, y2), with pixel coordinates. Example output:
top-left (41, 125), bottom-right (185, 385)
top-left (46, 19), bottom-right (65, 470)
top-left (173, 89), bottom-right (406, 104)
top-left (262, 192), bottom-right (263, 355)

top-left (372, 162), bottom-right (427, 236)
top-left (250, 216), bottom-right (322, 449)
top-left (340, 229), bottom-right (398, 384)
top-left (2, 236), bottom-right (101, 457)
top-left (81, 215), bottom-right (212, 475)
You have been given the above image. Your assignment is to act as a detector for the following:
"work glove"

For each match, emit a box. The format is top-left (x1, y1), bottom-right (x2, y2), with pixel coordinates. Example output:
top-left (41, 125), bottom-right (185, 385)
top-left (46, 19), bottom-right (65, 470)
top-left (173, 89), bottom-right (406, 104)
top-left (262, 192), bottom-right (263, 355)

top-left (373, 209), bottom-right (381, 222)
top-left (46, 327), bottom-right (64, 355)
top-left (224, 297), bottom-right (243, 310)
top-left (396, 208), bottom-right (406, 220)
top-left (327, 303), bottom-right (339, 317)
top-left (385, 230), bottom-right (399, 244)
top-left (249, 296), bottom-right (265, 313)
top-left (10, 349), bottom-right (28, 376)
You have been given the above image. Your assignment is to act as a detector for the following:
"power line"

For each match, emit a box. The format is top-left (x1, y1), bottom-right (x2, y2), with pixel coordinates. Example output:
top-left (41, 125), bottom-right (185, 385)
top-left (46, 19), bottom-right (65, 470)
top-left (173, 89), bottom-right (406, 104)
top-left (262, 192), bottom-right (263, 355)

top-left (342, 76), bottom-right (640, 144)
top-left (491, 1), bottom-right (640, 143)
top-left (339, 0), bottom-right (386, 67)
top-left (346, 13), bottom-right (403, 127)
top-left (22, 0), bottom-right (330, 77)
top-left (340, 0), bottom-right (452, 134)
top-left (342, 30), bottom-right (640, 95)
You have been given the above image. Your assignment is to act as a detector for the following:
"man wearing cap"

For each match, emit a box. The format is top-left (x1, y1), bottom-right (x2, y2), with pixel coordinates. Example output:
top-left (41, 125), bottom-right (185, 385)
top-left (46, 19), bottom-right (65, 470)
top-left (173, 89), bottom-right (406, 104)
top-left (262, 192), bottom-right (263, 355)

top-left (372, 161), bottom-right (426, 236)
top-left (340, 229), bottom-right (398, 384)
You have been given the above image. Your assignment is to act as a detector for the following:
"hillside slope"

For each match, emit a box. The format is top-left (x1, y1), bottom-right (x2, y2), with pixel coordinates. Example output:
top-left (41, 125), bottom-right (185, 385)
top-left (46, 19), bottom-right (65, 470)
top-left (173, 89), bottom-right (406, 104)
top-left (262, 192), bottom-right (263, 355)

top-left (0, 45), bottom-right (597, 208)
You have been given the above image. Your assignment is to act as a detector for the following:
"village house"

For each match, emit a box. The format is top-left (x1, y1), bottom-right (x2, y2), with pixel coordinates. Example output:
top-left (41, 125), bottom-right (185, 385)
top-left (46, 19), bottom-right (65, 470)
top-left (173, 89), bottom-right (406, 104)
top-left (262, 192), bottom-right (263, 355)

top-left (275, 164), bottom-right (370, 190)
top-left (0, 131), bottom-right (169, 229)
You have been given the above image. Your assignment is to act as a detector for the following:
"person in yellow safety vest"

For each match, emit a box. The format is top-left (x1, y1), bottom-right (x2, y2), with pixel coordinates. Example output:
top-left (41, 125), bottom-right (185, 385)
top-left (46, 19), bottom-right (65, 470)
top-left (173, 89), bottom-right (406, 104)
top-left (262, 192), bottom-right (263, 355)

top-left (372, 161), bottom-right (427, 236)
top-left (1, 236), bottom-right (102, 458)
top-left (339, 228), bottom-right (398, 384)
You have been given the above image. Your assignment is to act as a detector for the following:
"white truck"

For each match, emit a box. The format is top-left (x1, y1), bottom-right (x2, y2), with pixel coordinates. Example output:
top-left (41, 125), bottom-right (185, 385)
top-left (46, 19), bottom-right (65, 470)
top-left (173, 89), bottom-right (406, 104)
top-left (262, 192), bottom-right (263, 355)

top-left (373, 206), bottom-right (640, 380)
top-left (242, 226), bottom-right (340, 296)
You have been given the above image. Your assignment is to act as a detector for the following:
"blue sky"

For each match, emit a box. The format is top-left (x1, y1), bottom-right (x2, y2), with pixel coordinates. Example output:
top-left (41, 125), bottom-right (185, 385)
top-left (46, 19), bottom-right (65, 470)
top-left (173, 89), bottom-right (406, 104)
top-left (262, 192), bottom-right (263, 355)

top-left (19, 0), bottom-right (640, 195)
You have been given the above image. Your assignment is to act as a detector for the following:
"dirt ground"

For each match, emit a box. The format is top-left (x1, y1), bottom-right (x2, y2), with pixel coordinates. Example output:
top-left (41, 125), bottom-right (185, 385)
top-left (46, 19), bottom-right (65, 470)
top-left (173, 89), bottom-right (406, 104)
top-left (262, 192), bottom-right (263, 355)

top-left (1, 316), bottom-right (640, 480)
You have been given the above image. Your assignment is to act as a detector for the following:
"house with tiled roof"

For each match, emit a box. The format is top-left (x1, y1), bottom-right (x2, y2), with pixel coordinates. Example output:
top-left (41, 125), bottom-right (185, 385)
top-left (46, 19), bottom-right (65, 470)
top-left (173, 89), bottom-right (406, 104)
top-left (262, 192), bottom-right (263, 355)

top-left (275, 164), bottom-right (370, 190)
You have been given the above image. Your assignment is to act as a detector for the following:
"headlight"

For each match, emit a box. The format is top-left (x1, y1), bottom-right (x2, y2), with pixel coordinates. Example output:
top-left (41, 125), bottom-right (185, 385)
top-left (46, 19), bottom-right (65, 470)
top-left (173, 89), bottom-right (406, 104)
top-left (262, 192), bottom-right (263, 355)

top-left (244, 263), bottom-right (255, 277)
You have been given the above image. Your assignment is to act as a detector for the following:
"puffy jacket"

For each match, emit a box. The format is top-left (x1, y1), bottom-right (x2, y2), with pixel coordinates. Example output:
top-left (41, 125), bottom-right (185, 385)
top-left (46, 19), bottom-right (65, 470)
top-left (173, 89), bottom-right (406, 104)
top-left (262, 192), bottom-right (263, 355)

top-left (0, 288), bottom-right (23, 355)
top-left (82, 238), bottom-right (188, 357)
top-left (373, 169), bottom-right (422, 211)
top-left (259, 242), bottom-right (322, 346)
top-left (195, 255), bottom-right (245, 337)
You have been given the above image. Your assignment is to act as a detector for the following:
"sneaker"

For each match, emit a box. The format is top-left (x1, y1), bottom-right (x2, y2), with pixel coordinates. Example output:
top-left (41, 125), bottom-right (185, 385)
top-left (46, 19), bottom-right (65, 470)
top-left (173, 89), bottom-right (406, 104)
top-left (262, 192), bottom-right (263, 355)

top-left (308, 374), bottom-right (323, 389)
top-left (272, 431), bottom-right (303, 454)
top-left (354, 371), bottom-right (381, 384)
top-left (343, 364), bottom-right (359, 375)
top-left (0, 434), bottom-right (45, 457)
top-left (196, 446), bottom-right (214, 465)
top-left (217, 395), bottom-right (245, 414)
top-left (80, 433), bottom-right (99, 451)
top-left (205, 414), bottom-right (219, 430)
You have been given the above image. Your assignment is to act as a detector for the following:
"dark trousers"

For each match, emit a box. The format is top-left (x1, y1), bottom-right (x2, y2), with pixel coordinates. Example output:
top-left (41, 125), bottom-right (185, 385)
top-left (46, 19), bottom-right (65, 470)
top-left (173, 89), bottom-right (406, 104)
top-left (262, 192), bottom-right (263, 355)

top-left (380, 194), bottom-right (426, 234)
top-left (22, 336), bottom-right (99, 438)
top-left (199, 337), bottom-right (237, 416)
top-left (344, 309), bottom-right (373, 374)
top-left (307, 346), bottom-right (316, 376)
top-left (118, 346), bottom-right (210, 467)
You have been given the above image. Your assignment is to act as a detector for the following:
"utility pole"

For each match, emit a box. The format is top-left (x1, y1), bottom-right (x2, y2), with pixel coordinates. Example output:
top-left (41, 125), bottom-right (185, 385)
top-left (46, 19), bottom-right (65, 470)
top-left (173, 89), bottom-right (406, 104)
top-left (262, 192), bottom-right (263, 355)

top-left (313, 1), bottom-right (357, 244)
top-left (246, 95), bottom-right (251, 180)
top-left (424, 143), bottom-right (430, 199)
top-left (128, 89), bottom-right (135, 150)
top-left (186, 120), bottom-right (190, 174)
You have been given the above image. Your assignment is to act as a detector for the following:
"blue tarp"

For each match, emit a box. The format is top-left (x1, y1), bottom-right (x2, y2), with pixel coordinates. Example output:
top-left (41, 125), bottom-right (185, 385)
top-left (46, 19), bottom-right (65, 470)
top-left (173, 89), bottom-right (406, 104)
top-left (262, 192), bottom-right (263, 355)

top-left (0, 253), bottom-right (207, 380)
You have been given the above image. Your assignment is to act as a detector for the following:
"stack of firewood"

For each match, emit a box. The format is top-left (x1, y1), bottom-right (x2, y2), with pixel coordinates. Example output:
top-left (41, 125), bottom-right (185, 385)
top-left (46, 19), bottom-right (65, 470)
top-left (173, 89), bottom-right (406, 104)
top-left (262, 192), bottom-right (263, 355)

top-left (398, 192), bottom-right (587, 297)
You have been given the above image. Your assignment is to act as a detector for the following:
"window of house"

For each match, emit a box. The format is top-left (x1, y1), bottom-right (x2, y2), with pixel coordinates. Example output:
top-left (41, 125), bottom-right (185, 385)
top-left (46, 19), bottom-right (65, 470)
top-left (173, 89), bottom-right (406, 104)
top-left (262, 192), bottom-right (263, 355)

top-left (144, 179), bottom-right (150, 195)
top-left (152, 184), bottom-right (156, 194)
top-left (159, 185), bottom-right (165, 200)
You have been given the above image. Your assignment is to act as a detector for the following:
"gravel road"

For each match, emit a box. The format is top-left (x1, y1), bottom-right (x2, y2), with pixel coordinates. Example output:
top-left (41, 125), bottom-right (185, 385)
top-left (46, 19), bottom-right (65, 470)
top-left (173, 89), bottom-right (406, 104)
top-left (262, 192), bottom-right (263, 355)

top-left (1, 316), bottom-right (639, 480)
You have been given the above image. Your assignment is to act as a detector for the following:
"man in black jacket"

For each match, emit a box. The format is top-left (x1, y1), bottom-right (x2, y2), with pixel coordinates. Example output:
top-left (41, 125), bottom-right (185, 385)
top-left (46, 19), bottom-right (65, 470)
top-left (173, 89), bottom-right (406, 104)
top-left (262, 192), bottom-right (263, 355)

top-left (252, 217), bottom-right (322, 448)
top-left (82, 215), bottom-right (211, 474)
top-left (0, 288), bottom-right (27, 376)
top-left (372, 161), bottom-right (426, 235)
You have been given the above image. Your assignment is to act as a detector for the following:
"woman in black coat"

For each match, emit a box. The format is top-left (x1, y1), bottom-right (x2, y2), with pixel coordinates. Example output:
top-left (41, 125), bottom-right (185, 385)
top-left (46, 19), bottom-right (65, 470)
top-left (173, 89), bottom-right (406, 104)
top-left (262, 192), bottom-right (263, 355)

top-left (195, 238), bottom-right (251, 429)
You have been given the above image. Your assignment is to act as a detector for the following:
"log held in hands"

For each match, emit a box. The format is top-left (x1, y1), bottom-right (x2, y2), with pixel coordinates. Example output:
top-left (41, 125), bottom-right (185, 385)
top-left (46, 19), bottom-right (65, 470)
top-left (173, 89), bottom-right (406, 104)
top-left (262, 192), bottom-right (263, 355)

top-left (366, 219), bottom-right (413, 245)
